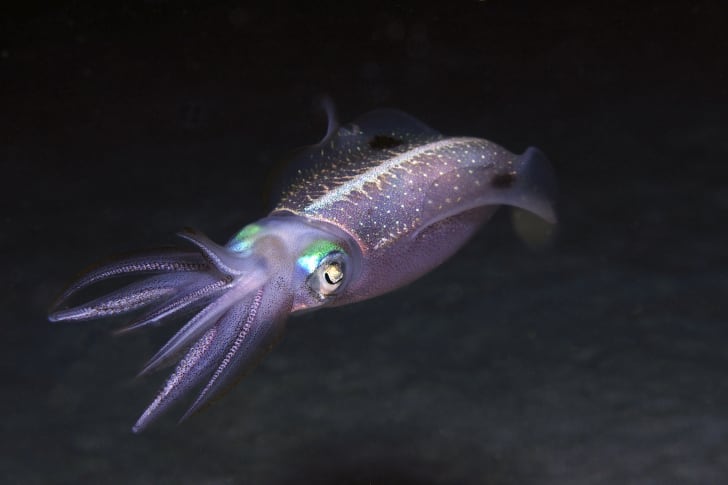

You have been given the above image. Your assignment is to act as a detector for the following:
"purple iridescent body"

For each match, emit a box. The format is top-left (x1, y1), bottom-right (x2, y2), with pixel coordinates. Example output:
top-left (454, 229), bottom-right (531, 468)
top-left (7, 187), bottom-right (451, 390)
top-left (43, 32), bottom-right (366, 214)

top-left (49, 107), bottom-right (556, 432)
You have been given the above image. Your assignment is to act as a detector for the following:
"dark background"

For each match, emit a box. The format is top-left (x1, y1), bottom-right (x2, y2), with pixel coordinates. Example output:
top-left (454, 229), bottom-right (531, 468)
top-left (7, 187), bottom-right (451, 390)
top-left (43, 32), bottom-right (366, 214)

top-left (3, 1), bottom-right (727, 484)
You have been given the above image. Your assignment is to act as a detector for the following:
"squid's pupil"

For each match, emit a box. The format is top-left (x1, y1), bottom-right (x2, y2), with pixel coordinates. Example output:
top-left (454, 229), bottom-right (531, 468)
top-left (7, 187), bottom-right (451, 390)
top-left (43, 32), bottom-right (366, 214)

top-left (323, 263), bottom-right (343, 285)
top-left (324, 272), bottom-right (336, 285)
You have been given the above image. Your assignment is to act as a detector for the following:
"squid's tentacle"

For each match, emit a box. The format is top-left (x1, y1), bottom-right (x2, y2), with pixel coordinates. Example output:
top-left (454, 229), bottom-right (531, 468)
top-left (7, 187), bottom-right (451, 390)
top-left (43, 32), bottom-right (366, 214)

top-left (177, 228), bottom-right (257, 276)
top-left (132, 299), bottom-right (252, 433)
top-left (180, 280), bottom-right (291, 422)
top-left (50, 249), bottom-right (209, 313)
top-left (48, 273), bottom-right (204, 322)
top-left (114, 274), bottom-right (233, 335)
top-left (138, 265), bottom-right (269, 376)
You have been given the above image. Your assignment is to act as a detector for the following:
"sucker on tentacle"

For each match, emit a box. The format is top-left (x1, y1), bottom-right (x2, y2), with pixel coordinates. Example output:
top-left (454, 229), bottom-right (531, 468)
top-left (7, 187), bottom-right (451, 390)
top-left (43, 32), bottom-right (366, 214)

top-left (50, 105), bottom-right (557, 431)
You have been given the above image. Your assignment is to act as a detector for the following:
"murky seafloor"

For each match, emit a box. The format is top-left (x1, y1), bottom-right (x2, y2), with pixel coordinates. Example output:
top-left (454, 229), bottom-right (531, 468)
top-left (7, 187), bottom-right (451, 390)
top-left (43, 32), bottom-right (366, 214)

top-left (3, 3), bottom-right (727, 484)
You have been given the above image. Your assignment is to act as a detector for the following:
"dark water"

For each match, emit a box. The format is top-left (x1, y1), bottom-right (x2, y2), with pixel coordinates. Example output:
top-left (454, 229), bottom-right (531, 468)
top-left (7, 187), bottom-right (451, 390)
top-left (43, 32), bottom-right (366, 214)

top-left (3, 2), bottom-right (727, 484)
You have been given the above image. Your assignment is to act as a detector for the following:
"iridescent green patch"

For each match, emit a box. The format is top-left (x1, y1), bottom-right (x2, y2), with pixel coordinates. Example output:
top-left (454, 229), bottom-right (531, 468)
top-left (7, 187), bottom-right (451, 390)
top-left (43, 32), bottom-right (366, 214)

top-left (297, 240), bottom-right (343, 273)
top-left (228, 223), bottom-right (262, 252)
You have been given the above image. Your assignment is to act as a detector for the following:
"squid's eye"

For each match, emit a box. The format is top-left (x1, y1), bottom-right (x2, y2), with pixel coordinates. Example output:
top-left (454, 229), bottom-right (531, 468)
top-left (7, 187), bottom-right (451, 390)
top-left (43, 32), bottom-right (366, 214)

top-left (299, 240), bottom-right (349, 299)
top-left (321, 260), bottom-right (343, 289)
top-left (309, 252), bottom-right (346, 297)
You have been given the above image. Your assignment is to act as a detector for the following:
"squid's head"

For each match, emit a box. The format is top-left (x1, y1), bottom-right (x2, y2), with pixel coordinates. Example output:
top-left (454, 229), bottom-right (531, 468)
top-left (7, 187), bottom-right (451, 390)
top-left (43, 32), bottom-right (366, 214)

top-left (224, 214), bottom-right (362, 313)
top-left (48, 214), bottom-right (360, 432)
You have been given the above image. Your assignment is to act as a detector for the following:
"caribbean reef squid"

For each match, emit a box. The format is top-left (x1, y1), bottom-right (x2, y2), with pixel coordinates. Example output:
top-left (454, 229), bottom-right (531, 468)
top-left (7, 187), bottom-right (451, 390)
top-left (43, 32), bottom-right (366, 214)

top-left (49, 106), bottom-right (556, 432)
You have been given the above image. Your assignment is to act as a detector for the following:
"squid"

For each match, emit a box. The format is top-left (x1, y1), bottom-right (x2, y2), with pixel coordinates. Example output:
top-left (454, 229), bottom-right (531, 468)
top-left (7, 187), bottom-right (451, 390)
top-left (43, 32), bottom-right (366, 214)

top-left (49, 106), bottom-right (556, 432)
